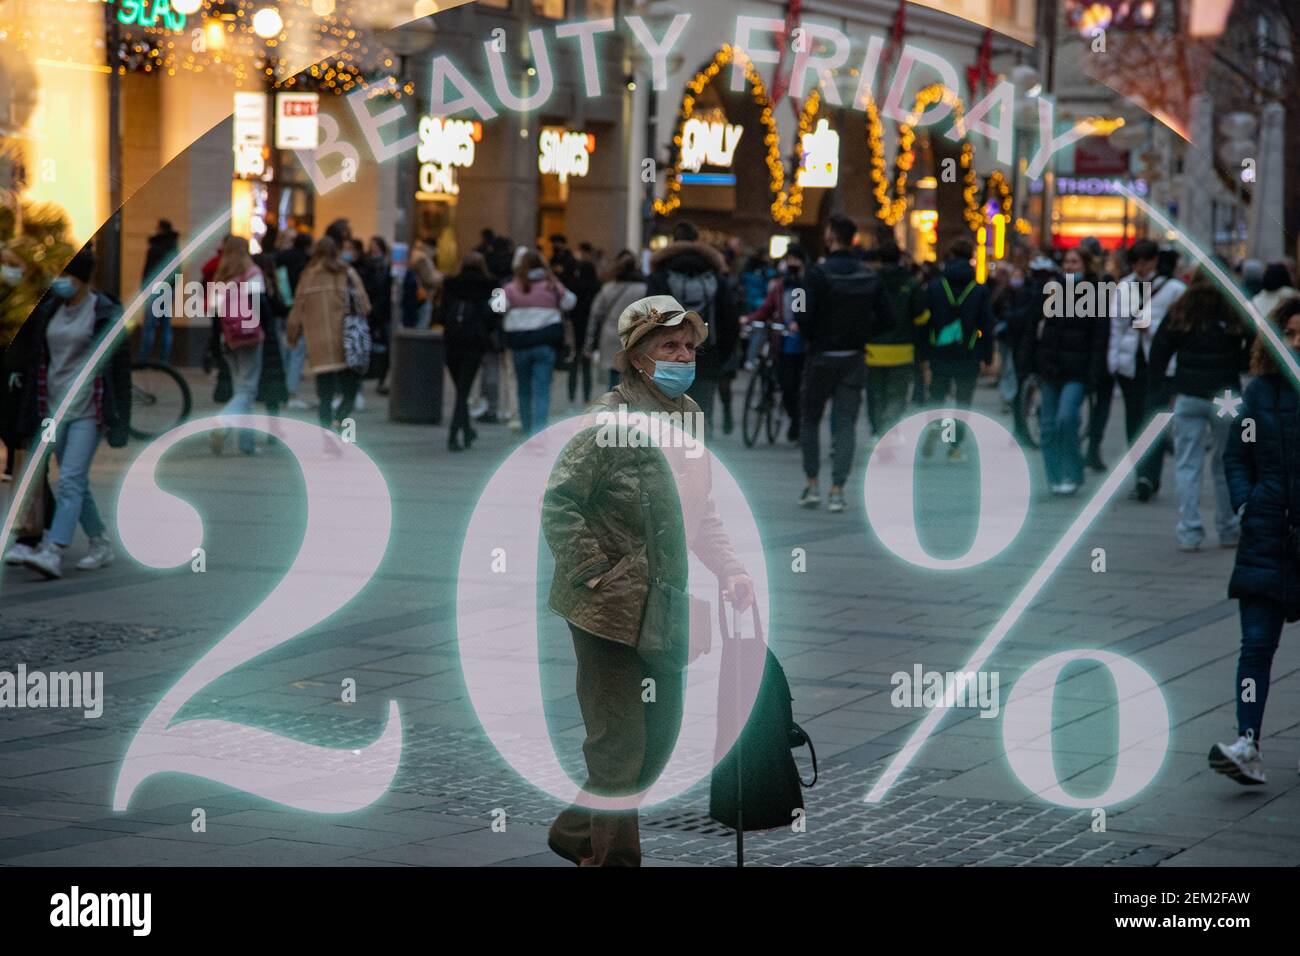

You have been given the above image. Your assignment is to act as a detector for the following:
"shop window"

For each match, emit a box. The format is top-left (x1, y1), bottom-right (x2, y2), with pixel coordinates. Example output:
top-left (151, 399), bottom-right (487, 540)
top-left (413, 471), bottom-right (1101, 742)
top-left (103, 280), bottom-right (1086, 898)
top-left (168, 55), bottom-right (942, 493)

top-left (532, 0), bottom-right (566, 18)
top-left (585, 0), bottom-right (615, 15)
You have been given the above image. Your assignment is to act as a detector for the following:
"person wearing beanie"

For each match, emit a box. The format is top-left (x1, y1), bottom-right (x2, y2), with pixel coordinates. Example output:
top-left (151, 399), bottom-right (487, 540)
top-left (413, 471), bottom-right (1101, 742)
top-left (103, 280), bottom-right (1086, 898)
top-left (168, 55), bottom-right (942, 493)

top-left (13, 246), bottom-right (131, 579)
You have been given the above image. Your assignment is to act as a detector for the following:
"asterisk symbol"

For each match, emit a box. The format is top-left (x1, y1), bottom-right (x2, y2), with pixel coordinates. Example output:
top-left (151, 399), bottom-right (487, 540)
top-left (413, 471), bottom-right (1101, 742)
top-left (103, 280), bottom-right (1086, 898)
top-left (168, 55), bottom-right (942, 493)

top-left (1214, 389), bottom-right (1243, 419)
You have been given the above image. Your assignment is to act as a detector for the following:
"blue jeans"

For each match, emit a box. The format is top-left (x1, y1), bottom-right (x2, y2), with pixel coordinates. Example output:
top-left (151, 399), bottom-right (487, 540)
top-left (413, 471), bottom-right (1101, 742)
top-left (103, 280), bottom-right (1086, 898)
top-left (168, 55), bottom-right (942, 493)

top-left (222, 343), bottom-right (263, 453)
top-left (1039, 378), bottom-right (1086, 487)
top-left (513, 345), bottom-right (556, 436)
top-left (50, 417), bottom-right (105, 548)
top-left (1172, 393), bottom-right (1237, 547)
top-left (282, 332), bottom-right (307, 396)
top-left (137, 293), bottom-right (173, 363)
top-left (1236, 598), bottom-right (1287, 741)
top-left (997, 340), bottom-right (1018, 405)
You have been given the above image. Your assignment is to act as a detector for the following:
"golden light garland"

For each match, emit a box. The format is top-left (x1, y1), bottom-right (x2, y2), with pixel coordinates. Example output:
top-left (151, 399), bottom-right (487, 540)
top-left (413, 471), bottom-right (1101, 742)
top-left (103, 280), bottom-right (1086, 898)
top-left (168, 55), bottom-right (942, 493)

top-left (986, 169), bottom-right (1032, 234)
top-left (867, 84), bottom-right (982, 234)
top-left (654, 44), bottom-right (814, 227)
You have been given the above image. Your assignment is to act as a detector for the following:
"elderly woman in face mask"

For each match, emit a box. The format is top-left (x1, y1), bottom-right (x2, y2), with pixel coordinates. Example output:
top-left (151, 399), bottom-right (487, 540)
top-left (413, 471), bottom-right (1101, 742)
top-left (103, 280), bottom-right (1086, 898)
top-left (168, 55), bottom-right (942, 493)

top-left (542, 294), bottom-right (754, 867)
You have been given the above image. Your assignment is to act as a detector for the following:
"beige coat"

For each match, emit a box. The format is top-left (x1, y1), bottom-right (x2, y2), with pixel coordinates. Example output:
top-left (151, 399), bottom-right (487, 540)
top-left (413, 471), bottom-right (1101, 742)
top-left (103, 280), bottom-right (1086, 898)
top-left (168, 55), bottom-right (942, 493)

top-left (286, 262), bottom-right (371, 374)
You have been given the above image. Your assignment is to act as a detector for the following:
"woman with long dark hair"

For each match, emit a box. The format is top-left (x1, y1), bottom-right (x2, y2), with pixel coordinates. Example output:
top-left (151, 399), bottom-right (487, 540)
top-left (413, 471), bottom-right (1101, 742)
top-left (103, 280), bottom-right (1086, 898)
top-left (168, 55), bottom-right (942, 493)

top-left (1209, 298), bottom-right (1300, 785)
top-left (1149, 267), bottom-right (1254, 551)
top-left (441, 252), bottom-right (496, 452)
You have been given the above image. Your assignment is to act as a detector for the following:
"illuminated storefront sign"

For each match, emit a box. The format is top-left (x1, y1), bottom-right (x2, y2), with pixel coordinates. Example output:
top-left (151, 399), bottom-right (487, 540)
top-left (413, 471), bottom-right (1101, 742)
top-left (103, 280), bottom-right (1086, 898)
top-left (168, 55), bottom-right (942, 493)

top-left (232, 92), bottom-right (267, 180)
top-left (796, 119), bottom-right (839, 189)
top-left (117, 0), bottom-right (186, 32)
top-left (275, 93), bottom-right (320, 150)
top-left (1030, 176), bottom-right (1149, 196)
top-left (417, 116), bottom-right (481, 200)
top-left (538, 128), bottom-right (595, 185)
top-left (680, 116), bottom-right (744, 173)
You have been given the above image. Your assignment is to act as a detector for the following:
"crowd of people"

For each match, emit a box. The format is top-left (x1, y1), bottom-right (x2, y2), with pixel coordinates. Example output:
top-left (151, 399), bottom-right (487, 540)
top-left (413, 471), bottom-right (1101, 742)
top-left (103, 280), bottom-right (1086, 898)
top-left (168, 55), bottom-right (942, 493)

top-left (3, 208), bottom-right (1300, 798)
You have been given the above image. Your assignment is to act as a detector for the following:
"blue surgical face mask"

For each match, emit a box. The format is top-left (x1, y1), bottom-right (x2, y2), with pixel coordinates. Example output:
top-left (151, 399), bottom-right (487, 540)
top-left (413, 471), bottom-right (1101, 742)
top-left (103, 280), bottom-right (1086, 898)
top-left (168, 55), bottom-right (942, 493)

top-left (0, 265), bottom-right (23, 286)
top-left (51, 277), bottom-right (76, 299)
top-left (650, 360), bottom-right (695, 398)
top-left (341, 251), bottom-right (356, 264)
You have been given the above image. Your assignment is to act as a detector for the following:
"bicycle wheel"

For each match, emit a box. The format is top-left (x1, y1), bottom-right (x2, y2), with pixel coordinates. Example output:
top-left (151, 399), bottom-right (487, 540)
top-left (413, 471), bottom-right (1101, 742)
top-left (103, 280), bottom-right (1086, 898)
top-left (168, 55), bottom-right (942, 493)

top-left (766, 382), bottom-right (783, 444)
top-left (742, 370), bottom-right (766, 448)
top-left (130, 361), bottom-right (192, 440)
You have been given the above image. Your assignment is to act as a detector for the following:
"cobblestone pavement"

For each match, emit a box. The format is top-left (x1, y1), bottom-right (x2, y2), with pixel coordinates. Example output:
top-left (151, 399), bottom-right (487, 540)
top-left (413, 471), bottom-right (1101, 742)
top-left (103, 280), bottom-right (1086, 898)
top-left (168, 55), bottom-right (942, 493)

top-left (1, 371), bottom-right (1298, 867)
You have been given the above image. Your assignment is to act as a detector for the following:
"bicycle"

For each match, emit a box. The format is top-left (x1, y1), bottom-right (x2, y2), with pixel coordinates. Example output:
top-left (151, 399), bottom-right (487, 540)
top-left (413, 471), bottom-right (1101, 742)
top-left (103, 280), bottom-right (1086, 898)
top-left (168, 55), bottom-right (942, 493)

top-left (741, 321), bottom-right (788, 448)
top-left (130, 361), bottom-right (192, 440)
top-left (1017, 372), bottom-right (1090, 451)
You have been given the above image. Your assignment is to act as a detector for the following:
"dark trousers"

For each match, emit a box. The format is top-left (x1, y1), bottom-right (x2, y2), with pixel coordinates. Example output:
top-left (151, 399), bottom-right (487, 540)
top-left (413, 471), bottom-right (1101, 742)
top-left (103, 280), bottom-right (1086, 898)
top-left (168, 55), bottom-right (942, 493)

top-left (1236, 598), bottom-right (1288, 741)
top-left (446, 350), bottom-right (483, 439)
top-left (549, 624), bottom-right (683, 867)
top-left (1116, 349), bottom-right (1167, 491)
top-left (928, 364), bottom-right (979, 447)
top-left (800, 353), bottom-right (864, 486)
top-left (686, 365), bottom-right (720, 435)
top-left (315, 369), bottom-right (359, 428)
top-left (867, 364), bottom-right (913, 437)
top-left (778, 352), bottom-right (805, 434)
top-left (1088, 371), bottom-right (1115, 457)
top-left (567, 315), bottom-right (593, 405)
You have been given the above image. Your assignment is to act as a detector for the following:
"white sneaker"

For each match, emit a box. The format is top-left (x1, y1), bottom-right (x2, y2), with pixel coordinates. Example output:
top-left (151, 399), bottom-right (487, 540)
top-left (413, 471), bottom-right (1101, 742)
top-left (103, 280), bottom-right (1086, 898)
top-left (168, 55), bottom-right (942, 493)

top-left (76, 536), bottom-right (115, 571)
top-left (287, 397), bottom-right (309, 410)
top-left (508, 417), bottom-right (523, 433)
top-left (1057, 481), bottom-right (1078, 495)
top-left (4, 542), bottom-right (36, 566)
top-left (23, 542), bottom-right (63, 580)
top-left (1209, 731), bottom-right (1266, 785)
top-left (353, 392), bottom-right (366, 412)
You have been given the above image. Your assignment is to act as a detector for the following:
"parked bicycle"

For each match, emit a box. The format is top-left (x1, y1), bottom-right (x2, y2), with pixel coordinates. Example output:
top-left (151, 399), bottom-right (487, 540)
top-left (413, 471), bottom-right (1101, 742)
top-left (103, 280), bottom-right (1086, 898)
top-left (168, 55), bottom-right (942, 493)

top-left (1017, 372), bottom-right (1090, 451)
top-left (130, 361), bottom-right (192, 440)
top-left (741, 320), bottom-right (788, 448)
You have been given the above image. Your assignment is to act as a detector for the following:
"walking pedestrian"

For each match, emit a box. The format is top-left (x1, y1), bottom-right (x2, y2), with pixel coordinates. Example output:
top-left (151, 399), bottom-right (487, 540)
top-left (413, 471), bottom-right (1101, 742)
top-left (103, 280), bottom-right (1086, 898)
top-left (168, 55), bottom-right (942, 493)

top-left (868, 235), bottom-right (927, 446)
top-left (586, 250), bottom-right (648, 391)
top-left (1148, 267), bottom-right (1254, 550)
top-left (1021, 247), bottom-right (1108, 495)
top-left (1249, 262), bottom-right (1298, 322)
top-left (919, 237), bottom-right (995, 462)
top-left (1079, 235), bottom-right (1115, 473)
top-left (361, 236), bottom-right (394, 394)
top-left (286, 235), bottom-right (371, 433)
top-left (137, 219), bottom-right (179, 363)
top-left (542, 293), bottom-right (753, 866)
top-left (1209, 297), bottom-right (1300, 785)
top-left (209, 235), bottom-right (267, 456)
top-left (565, 242), bottom-right (600, 406)
top-left (1107, 239), bottom-right (1186, 501)
top-left (17, 247), bottom-right (131, 579)
top-left (646, 221), bottom-right (738, 435)
top-left (274, 231), bottom-right (313, 408)
top-left (744, 244), bottom-right (809, 443)
top-left (252, 249), bottom-right (289, 426)
top-left (799, 215), bottom-right (894, 511)
top-left (441, 253), bottom-right (496, 452)
top-left (500, 250), bottom-right (574, 436)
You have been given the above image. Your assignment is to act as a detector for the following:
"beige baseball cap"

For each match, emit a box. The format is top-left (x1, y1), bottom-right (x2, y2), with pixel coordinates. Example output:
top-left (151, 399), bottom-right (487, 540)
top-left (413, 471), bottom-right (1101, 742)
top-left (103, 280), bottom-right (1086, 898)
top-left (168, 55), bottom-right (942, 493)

top-left (616, 294), bottom-right (708, 354)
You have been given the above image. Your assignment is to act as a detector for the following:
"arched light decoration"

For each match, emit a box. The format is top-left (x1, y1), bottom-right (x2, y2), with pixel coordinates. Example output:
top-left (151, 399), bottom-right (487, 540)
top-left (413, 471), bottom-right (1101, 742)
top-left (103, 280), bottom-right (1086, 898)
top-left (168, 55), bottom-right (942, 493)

top-left (171, 0), bottom-right (202, 14)
top-left (655, 44), bottom-right (815, 227)
top-left (252, 7), bottom-right (285, 40)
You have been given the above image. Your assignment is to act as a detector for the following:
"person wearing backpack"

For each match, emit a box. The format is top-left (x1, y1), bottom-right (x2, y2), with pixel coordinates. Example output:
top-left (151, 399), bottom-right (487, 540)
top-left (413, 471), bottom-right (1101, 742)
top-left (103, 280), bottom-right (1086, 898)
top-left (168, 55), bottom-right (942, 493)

top-left (798, 215), bottom-right (894, 512)
top-left (441, 253), bottom-right (497, 452)
top-left (868, 234), bottom-right (928, 449)
top-left (920, 237), bottom-right (996, 461)
top-left (646, 221), bottom-right (738, 435)
top-left (286, 236), bottom-right (372, 433)
top-left (209, 235), bottom-right (267, 457)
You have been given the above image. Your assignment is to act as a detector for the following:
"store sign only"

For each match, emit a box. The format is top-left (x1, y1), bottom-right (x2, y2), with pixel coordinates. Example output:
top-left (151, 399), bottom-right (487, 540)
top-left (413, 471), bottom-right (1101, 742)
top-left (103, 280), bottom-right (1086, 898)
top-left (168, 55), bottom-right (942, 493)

top-left (418, 116), bottom-right (481, 197)
top-left (1029, 177), bottom-right (1149, 196)
top-left (680, 118), bottom-right (743, 173)
top-left (233, 92), bottom-right (267, 179)
top-left (538, 128), bottom-right (595, 185)
top-left (117, 0), bottom-right (186, 32)
top-left (796, 119), bottom-right (840, 189)
top-left (276, 93), bottom-right (320, 151)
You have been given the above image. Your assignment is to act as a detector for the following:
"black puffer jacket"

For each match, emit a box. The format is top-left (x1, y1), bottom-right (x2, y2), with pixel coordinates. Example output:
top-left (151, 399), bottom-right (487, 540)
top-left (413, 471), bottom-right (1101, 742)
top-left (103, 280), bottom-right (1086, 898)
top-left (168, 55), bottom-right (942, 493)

top-left (647, 240), bottom-right (738, 375)
top-left (1225, 373), bottom-right (1300, 619)
top-left (1148, 311), bottom-right (1253, 400)
top-left (1022, 273), bottom-right (1109, 387)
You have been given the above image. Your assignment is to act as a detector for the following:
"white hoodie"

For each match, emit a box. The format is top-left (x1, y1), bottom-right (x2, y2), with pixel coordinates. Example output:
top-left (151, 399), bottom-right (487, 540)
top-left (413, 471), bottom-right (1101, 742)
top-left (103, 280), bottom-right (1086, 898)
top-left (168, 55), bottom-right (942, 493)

top-left (1107, 271), bottom-right (1186, 379)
